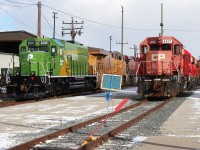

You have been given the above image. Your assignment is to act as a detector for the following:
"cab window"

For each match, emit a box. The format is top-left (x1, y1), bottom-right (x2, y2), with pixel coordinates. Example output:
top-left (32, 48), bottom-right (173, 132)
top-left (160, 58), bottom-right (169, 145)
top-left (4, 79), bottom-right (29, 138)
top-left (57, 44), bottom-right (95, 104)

top-left (59, 47), bottom-right (63, 56)
top-left (150, 44), bottom-right (159, 51)
top-left (119, 55), bottom-right (123, 60)
top-left (162, 44), bottom-right (171, 50)
top-left (142, 45), bottom-right (147, 54)
top-left (29, 46), bottom-right (38, 52)
top-left (39, 46), bottom-right (48, 52)
top-left (174, 44), bottom-right (180, 55)
top-left (51, 46), bottom-right (56, 56)
top-left (21, 46), bottom-right (26, 52)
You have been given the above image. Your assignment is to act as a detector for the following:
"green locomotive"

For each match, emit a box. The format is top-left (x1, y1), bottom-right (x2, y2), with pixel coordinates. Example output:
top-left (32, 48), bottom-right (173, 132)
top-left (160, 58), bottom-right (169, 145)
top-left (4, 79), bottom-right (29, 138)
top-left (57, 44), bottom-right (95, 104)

top-left (5, 38), bottom-right (96, 99)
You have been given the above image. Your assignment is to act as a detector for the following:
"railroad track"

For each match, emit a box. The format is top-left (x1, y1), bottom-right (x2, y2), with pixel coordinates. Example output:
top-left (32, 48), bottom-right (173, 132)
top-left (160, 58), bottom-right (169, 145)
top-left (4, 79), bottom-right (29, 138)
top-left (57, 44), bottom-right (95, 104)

top-left (0, 86), bottom-right (134, 108)
top-left (8, 97), bottom-right (173, 150)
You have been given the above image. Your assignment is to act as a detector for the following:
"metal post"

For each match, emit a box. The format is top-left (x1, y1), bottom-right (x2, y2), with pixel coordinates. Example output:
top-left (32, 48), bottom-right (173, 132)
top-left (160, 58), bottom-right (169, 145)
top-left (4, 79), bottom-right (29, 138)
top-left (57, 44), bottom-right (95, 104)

top-left (53, 12), bottom-right (57, 39)
top-left (130, 45), bottom-right (138, 59)
top-left (116, 5), bottom-right (128, 54)
top-left (37, 0), bottom-right (41, 38)
top-left (160, 3), bottom-right (164, 36)
top-left (121, 5), bottom-right (123, 54)
top-left (109, 36), bottom-right (112, 52)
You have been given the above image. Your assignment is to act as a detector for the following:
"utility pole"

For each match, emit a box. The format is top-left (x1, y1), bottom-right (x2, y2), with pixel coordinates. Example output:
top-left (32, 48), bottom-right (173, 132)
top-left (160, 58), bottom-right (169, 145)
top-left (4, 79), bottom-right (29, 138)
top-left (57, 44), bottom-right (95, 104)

top-left (62, 17), bottom-right (84, 42)
top-left (37, 0), bottom-right (41, 38)
top-left (116, 5), bottom-right (128, 54)
top-left (130, 45), bottom-right (138, 59)
top-left (160, 3), bottom-right (164, 36)
top-left (53, 12), bottom-right (57, 39)
top-left (109, 36), bottom-right (112, 52)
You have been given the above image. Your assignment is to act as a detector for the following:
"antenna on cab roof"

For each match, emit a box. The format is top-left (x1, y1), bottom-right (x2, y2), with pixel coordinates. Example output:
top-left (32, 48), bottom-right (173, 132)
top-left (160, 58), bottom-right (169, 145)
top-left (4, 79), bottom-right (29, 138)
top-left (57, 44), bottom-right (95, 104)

top-left (160, 3), bottom-right (164, 36)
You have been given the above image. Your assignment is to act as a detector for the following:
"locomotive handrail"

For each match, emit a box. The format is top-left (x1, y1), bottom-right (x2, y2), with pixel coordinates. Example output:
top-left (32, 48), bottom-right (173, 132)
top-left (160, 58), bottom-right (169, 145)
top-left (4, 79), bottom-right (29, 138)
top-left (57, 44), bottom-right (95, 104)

top-left (173, 61), bottom-right (181, 82)
top-left (6, 69), bottom-right (11, 84)
top-left (135, 62), bottom-right (141, 83)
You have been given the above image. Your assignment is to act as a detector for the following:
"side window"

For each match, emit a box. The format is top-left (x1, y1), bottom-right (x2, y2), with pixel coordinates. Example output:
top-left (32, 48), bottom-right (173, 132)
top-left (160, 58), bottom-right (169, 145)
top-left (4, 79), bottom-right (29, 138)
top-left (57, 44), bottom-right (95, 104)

top-left (51, 46), bottom-right (56, 56)
top-left (21, 46), bottom-right (26, 52)
top-left (60, 47), bottom-right (63, 56)
top-left (142, 45), bottom-right (147, 54)
top-left (174, 44), bottom-right (180, 55)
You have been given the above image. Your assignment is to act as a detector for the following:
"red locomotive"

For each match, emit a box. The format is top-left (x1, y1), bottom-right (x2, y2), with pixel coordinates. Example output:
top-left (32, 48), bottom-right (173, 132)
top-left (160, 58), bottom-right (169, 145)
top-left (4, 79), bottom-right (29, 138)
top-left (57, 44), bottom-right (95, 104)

top-left (137, 35), bottom-right (200, 98)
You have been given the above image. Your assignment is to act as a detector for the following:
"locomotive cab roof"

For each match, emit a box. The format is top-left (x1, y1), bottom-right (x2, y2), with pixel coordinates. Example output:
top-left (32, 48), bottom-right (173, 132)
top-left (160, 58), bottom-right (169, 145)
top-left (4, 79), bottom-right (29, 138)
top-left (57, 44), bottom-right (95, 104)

top-left (88, 47), bottom-right (110, 57)
top-left (66, 40), bottom-right (83, 46)
top-left (140, 36), bottom-right (183, 47)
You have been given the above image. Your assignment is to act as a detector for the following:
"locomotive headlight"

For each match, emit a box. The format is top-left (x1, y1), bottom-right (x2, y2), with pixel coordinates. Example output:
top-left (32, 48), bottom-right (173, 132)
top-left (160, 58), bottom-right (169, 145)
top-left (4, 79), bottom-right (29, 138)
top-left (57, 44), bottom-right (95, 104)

top-left (16, 72), bottom-right (19, 76)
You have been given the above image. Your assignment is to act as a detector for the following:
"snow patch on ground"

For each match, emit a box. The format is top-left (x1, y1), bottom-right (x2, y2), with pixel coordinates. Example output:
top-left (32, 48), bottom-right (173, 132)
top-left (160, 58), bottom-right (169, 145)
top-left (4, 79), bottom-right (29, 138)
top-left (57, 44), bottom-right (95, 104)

top-left (132, 136), bottom-right (148, 143)
top-left (0, 133), bottom-right (16, 149)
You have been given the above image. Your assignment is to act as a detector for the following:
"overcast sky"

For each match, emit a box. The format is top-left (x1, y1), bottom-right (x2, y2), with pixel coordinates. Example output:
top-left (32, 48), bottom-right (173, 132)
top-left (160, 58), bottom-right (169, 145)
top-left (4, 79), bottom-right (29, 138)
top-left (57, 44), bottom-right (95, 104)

top-left (0, 0), bottom-right (200, 59)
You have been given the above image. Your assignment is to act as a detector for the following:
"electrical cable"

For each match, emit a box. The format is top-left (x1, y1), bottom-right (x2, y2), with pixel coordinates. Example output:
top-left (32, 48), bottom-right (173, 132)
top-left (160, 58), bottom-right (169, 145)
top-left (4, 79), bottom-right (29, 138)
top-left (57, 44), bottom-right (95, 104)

top-left (41, 10), bottom-right (63, 39)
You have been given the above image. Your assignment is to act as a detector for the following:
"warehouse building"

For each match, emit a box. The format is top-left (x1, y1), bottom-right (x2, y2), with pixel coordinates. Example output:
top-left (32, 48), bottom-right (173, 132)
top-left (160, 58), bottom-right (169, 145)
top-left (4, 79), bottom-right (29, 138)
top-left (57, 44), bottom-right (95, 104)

top-left (0, 30), bottom-right (37, 75)
top-left (0, 30), bottom-right (37, 54)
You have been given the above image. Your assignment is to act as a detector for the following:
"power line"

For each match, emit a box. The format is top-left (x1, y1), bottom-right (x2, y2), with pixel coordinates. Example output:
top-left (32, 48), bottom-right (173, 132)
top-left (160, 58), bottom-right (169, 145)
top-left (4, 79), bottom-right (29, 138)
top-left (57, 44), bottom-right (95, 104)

top-left (62, 17), bottom-right (84, 41)
top-left (4, 0), bottom-right (36, 6)
top-left (0, 2), bottom-right (34, 7)
top-left (41, 10), bottom-right (62, 39)
top-left (43, 4), bottom-right (199, 32)
top-left (0, 7), bottom-right (36, 32)
top-left (3, 1), bottom-right (200, 34)
top-left (42, 4), bottom-right (122, 29)
top-left (165, 29), bottom-right (200, 32)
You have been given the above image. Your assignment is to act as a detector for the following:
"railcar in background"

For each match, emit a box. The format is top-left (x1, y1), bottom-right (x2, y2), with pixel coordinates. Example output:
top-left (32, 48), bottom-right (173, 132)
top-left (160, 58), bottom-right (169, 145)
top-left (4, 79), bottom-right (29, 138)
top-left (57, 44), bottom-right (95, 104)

top-left (124, 55), bottom-right (137, 85)
top-left (196, 60), bottom-right (200, 83)
top-left (137, 35), bottom-right (200, 98)
top-left (88, 47), bottom-right (137, 87)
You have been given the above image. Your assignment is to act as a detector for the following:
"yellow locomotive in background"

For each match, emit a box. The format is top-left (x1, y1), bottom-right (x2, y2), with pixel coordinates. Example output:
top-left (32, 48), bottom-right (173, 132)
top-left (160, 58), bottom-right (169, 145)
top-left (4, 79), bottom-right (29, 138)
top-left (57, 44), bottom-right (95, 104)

top-left (88, 47), bottom-right (134, 88)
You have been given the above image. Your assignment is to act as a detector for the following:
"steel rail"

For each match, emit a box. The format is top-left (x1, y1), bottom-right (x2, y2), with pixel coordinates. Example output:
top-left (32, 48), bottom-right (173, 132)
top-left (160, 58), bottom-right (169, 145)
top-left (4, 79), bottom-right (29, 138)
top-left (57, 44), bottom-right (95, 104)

top-left (8, 99), bottom-right (147, 150)
top-left (78, 97), bottom-right (173, 150)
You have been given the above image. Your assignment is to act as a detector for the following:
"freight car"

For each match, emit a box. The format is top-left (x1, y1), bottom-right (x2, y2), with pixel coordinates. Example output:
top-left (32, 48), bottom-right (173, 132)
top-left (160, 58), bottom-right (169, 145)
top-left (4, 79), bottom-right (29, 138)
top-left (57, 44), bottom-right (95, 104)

top-left (137, 35), bottom-right (200, 98)
top-left (0, 38), bottom-right (137, 99)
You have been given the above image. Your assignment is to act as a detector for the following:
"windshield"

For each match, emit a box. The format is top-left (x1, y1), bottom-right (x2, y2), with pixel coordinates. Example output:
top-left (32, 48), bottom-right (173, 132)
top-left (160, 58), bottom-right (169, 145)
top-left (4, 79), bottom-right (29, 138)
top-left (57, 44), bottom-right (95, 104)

top-left (150, 44), bottom-right (159, 51)
top-left (29, 46), bottom-right (48, 52)
top-left (150, 44), bottom-right (171, 51)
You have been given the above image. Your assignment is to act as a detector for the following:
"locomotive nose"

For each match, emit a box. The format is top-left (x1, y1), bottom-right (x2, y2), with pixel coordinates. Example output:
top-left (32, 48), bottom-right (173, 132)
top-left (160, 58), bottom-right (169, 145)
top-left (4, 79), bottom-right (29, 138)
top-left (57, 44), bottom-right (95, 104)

top-left (146, 52), bottom-right (171, 76)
